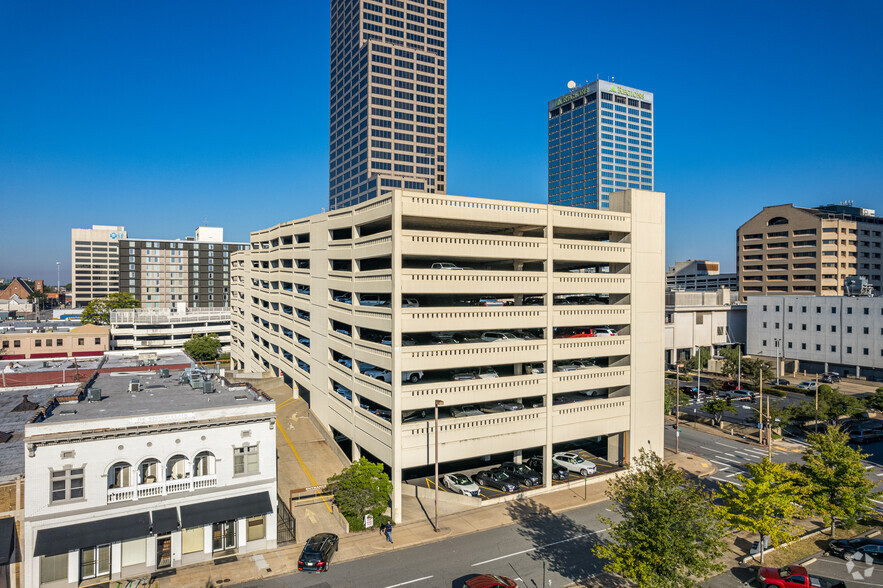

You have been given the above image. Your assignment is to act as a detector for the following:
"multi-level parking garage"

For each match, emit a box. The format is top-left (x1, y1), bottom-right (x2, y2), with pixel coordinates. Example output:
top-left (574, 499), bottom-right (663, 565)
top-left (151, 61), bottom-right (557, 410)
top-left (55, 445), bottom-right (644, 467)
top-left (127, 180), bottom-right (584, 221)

top-left (230, 189), bottom-right (665, 522)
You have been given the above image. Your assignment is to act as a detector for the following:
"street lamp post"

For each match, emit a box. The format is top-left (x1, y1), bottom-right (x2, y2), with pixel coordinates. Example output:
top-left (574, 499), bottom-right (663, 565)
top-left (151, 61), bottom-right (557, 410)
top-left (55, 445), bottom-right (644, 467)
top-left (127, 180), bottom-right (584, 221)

top-left (737, 347), bottom-right (742, 390)
top-left (434, 399), bottom-right (444, 532)
top-left (774, 338), bottom-right (781, 382)
top-left (696, 346), bottom-right (702, 392)
top-left (675, 363), bottom-right (683, 454)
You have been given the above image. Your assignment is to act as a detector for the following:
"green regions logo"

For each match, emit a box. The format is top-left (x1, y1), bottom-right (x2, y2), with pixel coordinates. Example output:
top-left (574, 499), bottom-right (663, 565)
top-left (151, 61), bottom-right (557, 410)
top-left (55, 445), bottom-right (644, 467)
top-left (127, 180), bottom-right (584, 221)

top-left (609, 85), bottom-right (645, 100)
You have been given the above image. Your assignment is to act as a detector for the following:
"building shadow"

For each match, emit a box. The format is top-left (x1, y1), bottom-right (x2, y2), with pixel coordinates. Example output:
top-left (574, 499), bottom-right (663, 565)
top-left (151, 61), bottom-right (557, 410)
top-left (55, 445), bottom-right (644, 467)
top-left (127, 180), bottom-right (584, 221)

top-left (504, 498), bottom-right (631, 587)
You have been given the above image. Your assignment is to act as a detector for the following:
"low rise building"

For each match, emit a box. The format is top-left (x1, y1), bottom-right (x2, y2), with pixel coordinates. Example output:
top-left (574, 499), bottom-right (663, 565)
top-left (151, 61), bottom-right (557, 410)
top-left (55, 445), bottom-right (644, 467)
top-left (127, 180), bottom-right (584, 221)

top-left (748, 295), bottom-right (883, 381)
top-left (231, 188), bottom-right (665, 522)
top-left (666, 260), bottom-right (738, 292)
top-left (665, 288), bottom-right (745, 366)
top-left (0, 325), bottom-right (109, 361)
top-left (110, 307), bottom-right (231, 350)
top-left (22, 370), bottom-right (276, 588)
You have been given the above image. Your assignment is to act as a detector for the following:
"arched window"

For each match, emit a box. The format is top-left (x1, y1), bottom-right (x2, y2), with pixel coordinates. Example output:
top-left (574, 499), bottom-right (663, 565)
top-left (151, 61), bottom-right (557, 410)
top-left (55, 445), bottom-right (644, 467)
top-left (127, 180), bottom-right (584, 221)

top-left (108, 462), bottom-right (133, 489)
top-left (166, 455), bottom-right (190, 480)
top-left (193, 451), bottom-right (216, 477)
top-left (767, 217), bottom-right (789, 226)
top-left (138, 458), bottom-right (160, 484)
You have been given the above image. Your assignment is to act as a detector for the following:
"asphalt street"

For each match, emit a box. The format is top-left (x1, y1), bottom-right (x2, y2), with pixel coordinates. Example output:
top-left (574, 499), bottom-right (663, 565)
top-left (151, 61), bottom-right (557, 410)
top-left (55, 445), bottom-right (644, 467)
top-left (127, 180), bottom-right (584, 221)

top-left (232, 499), bottom-right (618, 588)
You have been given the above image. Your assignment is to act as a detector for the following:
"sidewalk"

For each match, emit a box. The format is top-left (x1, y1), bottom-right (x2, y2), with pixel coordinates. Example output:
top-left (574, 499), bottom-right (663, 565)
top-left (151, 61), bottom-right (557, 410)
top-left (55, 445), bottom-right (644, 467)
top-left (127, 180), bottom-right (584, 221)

top-left (157, 452), bottom-right (714, 588)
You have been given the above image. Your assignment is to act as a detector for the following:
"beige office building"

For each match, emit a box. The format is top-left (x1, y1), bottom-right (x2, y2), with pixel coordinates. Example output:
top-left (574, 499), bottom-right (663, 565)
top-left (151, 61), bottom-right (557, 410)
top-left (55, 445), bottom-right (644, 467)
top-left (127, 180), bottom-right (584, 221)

top-left (738, 203), bottom-right (883, 301)
top-left (230, 189), bottom-right (665, 521)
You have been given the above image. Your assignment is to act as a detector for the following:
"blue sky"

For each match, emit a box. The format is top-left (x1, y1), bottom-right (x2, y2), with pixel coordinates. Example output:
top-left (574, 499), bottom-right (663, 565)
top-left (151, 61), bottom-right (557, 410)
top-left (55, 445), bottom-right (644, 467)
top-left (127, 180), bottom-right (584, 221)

top-left (2, 1), bottom-right (882, 282)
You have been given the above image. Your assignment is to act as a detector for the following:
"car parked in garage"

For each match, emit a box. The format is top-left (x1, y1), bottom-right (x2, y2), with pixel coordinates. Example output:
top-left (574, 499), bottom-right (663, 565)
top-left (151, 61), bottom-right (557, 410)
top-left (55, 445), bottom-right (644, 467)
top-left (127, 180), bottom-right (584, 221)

top-left (552, 452), bottom-right (597, 476)
top-left (452, 367), bottom-right (499, 380)
top-left (471, 469), bottom-right (518, 493)
top-left (498, 462), bottom-right (541, 487)
top-left (480, 401), bottom-right (524, 413)
top-left (451, 405), bottom-right (485, 418)
top-left (525, 456), bottom-right (568, 481)
top-left (443, 473), bottom-right (480, 497)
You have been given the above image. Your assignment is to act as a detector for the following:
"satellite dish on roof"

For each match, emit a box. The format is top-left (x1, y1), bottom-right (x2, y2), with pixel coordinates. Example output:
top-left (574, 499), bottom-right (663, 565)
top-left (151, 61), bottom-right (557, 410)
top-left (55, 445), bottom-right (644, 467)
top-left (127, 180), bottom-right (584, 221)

top-left (567, 80), bottom-right (577, 90)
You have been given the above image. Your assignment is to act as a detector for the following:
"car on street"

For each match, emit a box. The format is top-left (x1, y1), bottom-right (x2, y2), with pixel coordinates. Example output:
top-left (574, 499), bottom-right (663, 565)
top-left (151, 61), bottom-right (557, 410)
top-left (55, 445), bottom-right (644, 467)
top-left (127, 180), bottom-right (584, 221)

top-left (442, 473), bottom-right (480, 496)
top-left (850, 429), bottom-right (883, 444)
top-left (829, 537), bottom-right (883, 559)
top-left (431, 262), bottom-right (463, 270)
top-left (480, 401), bottom-right (524, 413)
top-left (525, 456), bottom-right (569, 480)
top-left (471, 469), bottom-right (518, 493)
top-left (721, 380), bottom-right (738, 391)
top-left (767, 378), bottom-right (790, 386)
top-left (451, 405), bottom-right (485, 418)
top-left (552, 452), bottom-right (597, 476)
top-left (797, 380), bottom-right (818, 390)
top-left (756, 565), bottom-right (846, 587)
top-left (498, 462), bottom-right (541, 487)
top-left (452, 367), bottom-right (499, 380)
top-left (462, 574), bottom-right (518, 588)
top-left (682, 386), bottom-right (706, 398)
top-left (297, 533), bottom-right (339, 572)
top-left (719, 388), bottom-right (753, 401)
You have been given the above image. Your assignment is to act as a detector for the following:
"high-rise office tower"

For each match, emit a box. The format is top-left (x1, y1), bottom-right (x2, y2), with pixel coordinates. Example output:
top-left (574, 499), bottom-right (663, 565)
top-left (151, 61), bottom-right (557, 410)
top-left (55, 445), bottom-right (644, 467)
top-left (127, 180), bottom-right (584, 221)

top-left (548, 80), bottom-right (654, 209)
top-left (329, 0), bottom-right (447, 210)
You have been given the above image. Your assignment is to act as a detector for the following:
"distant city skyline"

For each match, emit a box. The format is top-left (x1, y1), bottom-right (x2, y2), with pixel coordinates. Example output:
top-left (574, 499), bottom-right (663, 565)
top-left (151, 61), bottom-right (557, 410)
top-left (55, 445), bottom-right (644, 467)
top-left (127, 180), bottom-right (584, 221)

top-left (2, 0), bottom-right (882, 282)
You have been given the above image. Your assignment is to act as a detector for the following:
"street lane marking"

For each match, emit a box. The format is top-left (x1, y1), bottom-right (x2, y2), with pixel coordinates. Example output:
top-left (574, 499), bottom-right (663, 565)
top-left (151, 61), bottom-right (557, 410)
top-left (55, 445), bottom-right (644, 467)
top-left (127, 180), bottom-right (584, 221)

top-left (384, 576), bottom-right (434, 588)
top-left (711, 476), bottom-right (741, 486)
top-left (714, 441), bottom-right (740, 449)
top-left (709, 459), bottom-right (735, 467)
top-left (714, 456), bottom-right (744, 464)
top-left (471, 530), bottom-right (608, 567)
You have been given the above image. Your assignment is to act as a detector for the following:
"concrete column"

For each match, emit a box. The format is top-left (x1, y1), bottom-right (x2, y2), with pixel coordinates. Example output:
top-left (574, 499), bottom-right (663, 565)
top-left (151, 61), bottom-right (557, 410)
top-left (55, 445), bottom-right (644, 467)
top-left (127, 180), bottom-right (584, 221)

top-left (544, 207), bottom-right (554, 489)
top-left (351, 442), bottom-right (361, 462)
top-left (203, 525), bottom-right (212, 555)
top-left (67, 549), bottom-right (79, 584)
top-left (608, 433), bottom-right (624, 465)
top-left (237, 519), bottom-right (247, 549)
top-left (171, 531), bottom-right (182, 565)
top-left (513, 449), bottom-right (522, 464)
top-left (146, 535), bottom-right (157, 568)
top-left (110, 542), bottom-right (122, 577)
top-left (391, 190), bottom-right (404, 525)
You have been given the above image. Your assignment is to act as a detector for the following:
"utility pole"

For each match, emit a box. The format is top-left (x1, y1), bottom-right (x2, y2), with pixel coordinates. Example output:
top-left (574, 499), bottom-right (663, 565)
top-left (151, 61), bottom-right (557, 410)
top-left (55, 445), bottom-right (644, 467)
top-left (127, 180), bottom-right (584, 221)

top-left (675, 363), bottom-right (682, 454)
top-left (814, 374), bottom-right (819, 433)
top-left (758, 378), bottom-right (764, 444)
top-left (434, 399), bottom-right (444, 532)
top-left (767, 395), bottom-right (772, 460)
top-left (737, 347), bottom-right (742, 390)
top-left (775, 338), bottom-right (781, 382)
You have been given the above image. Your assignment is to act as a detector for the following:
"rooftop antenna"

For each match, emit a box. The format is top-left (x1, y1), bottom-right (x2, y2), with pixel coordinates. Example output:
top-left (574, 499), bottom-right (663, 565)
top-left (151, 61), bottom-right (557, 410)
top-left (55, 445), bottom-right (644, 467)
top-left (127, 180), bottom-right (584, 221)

top-left (567, 80), bottom-right (576, 90)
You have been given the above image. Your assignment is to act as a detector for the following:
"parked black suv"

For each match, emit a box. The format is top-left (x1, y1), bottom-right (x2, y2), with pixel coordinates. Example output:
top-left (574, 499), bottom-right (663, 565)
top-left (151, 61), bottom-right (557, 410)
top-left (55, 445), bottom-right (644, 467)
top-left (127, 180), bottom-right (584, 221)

top-left (821, 372), bottom-right (842, 383)
top-left (298, 533), bottom-right (339, 572)
top-left (499, 462), bottom-right (541, 487)
top-left (525, 456), bottom-right (568, 481)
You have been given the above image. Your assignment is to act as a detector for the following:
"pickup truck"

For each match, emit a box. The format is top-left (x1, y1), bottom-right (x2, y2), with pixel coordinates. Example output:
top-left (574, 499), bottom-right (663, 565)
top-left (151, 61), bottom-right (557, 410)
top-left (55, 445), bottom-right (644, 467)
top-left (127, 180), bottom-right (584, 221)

top-left (757, 565), bottom-right (846, 588)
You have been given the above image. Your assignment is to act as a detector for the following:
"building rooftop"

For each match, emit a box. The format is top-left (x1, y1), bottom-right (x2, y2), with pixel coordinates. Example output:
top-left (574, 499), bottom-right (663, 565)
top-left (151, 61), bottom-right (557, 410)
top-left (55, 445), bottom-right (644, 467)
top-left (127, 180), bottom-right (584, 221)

top-left (100, 350), bottom-right (191, 371)
top-left (0, 319), bottom-right (82, 332)
top-left (36, 368), bottom-right (271, 426)
top-left (0, 386), bottom-right (74, 480)
top-left (1, 356), bottom-right (103, 375)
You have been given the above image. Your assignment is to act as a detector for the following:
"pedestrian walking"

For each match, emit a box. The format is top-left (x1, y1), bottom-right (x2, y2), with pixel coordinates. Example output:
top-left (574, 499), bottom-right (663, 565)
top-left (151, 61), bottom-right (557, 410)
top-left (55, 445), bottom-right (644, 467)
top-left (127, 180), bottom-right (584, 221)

top-left (384, 521), bottom-right (393, 543)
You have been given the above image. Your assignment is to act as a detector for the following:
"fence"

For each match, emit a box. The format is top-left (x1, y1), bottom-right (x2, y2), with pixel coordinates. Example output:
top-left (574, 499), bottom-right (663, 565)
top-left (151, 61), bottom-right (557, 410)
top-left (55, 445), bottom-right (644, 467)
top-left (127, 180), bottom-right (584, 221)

top-left (277, 494), bottom-right (296, 544)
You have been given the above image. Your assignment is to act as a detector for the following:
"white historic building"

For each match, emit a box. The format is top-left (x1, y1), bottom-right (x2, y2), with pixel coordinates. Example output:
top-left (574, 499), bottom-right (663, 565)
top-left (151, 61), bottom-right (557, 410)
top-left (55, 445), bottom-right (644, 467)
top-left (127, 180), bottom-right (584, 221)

top-left (22, 369), bottom-right (276, 588)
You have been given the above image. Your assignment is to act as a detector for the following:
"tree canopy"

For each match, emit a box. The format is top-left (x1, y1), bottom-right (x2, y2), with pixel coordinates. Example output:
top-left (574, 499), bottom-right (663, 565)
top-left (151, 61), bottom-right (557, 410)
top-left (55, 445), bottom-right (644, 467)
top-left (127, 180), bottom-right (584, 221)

top-left (81, 292), bottom-right (140, 325)
top-left (792, 426), bottom-right (878, 537)
top-left (702, 397), bottom-right (737, 427)
top-left (183, 333), bottom-right (223, 362)
top-left (716, 458), bottom-right (804, 563)
top-left (594, 449), bottom-right (727, 587)
top-left (328, 457), bottom-right (393, 531)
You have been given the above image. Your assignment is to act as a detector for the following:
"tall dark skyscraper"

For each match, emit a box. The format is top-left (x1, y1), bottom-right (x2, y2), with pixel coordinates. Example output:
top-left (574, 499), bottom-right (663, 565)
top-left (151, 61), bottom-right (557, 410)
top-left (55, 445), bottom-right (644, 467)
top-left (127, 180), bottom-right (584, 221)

top-left (548, 80), bottom-right (654, 209)
top-left (329, 0), bottom-right (447, 210)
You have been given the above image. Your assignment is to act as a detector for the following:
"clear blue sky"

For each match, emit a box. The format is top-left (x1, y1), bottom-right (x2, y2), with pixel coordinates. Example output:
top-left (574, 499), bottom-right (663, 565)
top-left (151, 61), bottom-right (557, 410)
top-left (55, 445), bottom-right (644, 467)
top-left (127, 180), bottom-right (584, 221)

top-left (2, 1), bottom-right (882, 283)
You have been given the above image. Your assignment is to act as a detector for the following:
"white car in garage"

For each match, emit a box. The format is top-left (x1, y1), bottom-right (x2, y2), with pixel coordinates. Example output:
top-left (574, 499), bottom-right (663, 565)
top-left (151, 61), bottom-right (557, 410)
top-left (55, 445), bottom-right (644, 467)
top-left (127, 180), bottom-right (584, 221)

top-left (552, 452), bottom-right (597, 476)
top-left (442, 473), bottom-right (480, 497)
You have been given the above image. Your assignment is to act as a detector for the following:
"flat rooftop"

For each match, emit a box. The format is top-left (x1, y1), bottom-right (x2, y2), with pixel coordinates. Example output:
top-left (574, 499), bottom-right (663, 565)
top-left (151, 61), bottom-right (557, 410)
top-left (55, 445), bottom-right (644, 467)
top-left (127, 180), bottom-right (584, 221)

top-left (0, 386), bottom-right (76, 480)
top-left (39, 368), bottom-right (271, 424)
top-left (2, 356), bottom-right (103, 375)
top-left (0, 319), bottom-right (82, 332)
top-left (101, 350), bottom-right (191, 370)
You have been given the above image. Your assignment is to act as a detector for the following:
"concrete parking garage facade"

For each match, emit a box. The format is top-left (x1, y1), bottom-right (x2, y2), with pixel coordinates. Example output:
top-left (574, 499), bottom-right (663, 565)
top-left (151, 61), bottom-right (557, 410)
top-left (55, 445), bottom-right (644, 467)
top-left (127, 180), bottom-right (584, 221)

top-left (230, 189), bottom-right (664, 522)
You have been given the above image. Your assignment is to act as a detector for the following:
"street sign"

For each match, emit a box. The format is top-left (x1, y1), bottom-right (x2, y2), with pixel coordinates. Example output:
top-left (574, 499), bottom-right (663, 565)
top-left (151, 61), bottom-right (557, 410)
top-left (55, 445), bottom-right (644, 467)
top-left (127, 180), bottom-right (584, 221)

top-left (364, 514), bottom-right (374, 528)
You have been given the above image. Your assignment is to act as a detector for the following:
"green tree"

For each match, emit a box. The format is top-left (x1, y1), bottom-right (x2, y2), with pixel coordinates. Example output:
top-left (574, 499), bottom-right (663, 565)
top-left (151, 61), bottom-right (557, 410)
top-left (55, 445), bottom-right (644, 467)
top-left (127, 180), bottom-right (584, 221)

top-left (718, 346), bottom-right (742, 379)
top-left (328, 457), bottom-right (393, 531)
top-left (741, 357), bottom-right (774, 387)
top-left (793, 426), bottom-right (879, 537)
top-left (684, 346), bottom-right (712, 371)
top-left (183, 333), bottom-right (222, 362)
top-left (716, 458), bottom-right (804, 564)
top-left (594, 449), bottom-right (727, 587)
top-left (864, 388), bottom-right (883, 411)
top-left (707, 379), bottom-right (724, 394)
top-left (817, 385), bottom-right (865, 421)
top-left (703, 397), bottom-right (737, 427)
top-left (665, 383), bottom-right (690, 416)
top-left (81, 292), bottom-right (140, 325)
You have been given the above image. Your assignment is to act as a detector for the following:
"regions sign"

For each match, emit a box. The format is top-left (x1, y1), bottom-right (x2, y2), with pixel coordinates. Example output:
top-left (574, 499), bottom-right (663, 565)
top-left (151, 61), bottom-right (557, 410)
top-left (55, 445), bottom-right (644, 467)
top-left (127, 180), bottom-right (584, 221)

top-left (555, 86), bottom-right (591, 107)
top-left (609, 85), bottom-right (645, 100)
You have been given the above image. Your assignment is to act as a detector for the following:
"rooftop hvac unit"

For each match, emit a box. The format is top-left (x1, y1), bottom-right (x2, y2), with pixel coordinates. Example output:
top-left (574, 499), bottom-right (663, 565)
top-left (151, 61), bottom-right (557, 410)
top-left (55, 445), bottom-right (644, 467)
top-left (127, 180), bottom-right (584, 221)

top-left (87, 388), bottom-right (101, 402)
top-left (159, 368), bottom-right (170, 378)
top-left (129, 378), bottom-right (140, 393)
top-left (190, 377), bottom-right (203, 389)
top-left (202, 381), bottom-right (214, 394)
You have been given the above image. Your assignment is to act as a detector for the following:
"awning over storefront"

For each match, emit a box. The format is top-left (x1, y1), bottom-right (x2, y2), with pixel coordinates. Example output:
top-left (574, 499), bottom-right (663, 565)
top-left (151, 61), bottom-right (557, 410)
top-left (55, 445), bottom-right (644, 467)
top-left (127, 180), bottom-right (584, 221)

top-left (0, 516), bottom-right (15, 565)
top-left (33, 513), bottom-right (150, 557)
top-left (179, 491), bottom-right (273, 529)
top-left (150, 508), bottom-right (179, 535)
